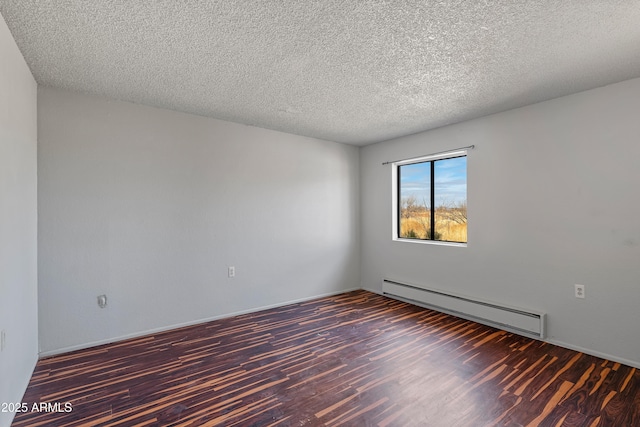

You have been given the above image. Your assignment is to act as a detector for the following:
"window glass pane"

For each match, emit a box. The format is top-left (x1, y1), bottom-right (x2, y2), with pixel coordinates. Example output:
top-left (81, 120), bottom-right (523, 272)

top-left (399, 162), bottom-right (431, 239)
top-left (434, 157), bottom-right (467, 242)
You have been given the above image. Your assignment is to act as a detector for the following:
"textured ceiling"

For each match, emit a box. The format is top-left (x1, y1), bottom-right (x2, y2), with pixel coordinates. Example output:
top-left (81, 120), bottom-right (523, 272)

top-left (2, 1), bottom-right (640, 145)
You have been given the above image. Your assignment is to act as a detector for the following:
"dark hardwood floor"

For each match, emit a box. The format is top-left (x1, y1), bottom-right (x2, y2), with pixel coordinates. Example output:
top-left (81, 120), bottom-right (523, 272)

top-left (12, 290), bottom-right (640, 426)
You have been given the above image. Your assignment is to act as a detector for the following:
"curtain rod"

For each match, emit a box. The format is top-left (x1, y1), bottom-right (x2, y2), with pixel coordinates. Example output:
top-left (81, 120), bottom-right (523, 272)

top-left (381, 145), bottom-right (475, 165)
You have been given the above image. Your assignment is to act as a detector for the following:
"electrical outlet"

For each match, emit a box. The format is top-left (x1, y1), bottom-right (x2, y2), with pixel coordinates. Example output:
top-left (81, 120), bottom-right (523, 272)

top-left (97, 294), bottom-right (107, 308)
top-left (228, 266), bottom-right (235, 278)
top-left (1, 330), bottom-right (6, 351)
top-left (575, 284), bottom-right (585, 299)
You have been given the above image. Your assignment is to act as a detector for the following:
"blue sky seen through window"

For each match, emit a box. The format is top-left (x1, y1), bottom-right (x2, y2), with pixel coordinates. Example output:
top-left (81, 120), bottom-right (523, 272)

top-left (399, 162), bottom-right (430, 205)
top-left (400, 157), bottom-right (466, 207)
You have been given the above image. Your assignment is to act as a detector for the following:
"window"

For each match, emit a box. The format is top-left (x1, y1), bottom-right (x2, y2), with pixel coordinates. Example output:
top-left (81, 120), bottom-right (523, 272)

top-left (394, 151), bottom-right (467, 244)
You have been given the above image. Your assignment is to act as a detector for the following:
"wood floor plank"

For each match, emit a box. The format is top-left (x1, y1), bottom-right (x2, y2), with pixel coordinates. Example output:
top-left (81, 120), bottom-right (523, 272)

top-left (11, 290), bottom-right (640, 426)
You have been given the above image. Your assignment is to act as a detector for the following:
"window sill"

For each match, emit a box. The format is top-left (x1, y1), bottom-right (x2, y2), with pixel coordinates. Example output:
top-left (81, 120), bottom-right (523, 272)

top-left (393, 238), bottom-right (467, 248)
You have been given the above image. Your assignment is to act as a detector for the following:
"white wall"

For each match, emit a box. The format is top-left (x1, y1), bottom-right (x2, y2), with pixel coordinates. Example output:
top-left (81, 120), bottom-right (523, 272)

top-left (0, 13), bottom-right (38, 427)
top-left (38, 87), bottom-right (360, 355)
top-left (361, 77), bottom-right (640, 367)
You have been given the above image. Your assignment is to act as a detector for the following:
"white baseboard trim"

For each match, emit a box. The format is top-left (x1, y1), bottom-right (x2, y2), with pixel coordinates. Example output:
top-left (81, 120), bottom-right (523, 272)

top-left (368, 286), bottom-right (640, 369)
top-left (39, 287), bottom-right (360, 358)
top-left (545, 339), bottom-right (640, 369)
top-left (41, 286), bottom-right (639, 370)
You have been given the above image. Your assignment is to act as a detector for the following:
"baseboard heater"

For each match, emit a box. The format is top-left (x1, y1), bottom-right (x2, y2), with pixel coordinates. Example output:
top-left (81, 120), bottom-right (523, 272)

top-left (382, 279), bottom-right (546, 339)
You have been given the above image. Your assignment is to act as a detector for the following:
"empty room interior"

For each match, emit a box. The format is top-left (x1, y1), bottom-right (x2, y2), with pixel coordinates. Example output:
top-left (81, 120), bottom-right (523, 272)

top-left (2, 2), bottom-right (640, 426)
